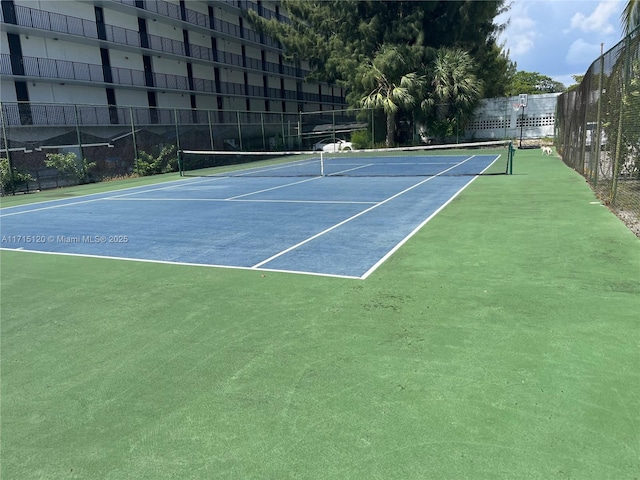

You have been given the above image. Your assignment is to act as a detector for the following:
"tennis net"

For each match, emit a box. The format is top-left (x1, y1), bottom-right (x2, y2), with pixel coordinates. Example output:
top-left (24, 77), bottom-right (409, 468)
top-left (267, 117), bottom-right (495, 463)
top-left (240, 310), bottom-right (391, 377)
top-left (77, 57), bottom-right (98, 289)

top-left (179, 140), bottom-right (514, 178)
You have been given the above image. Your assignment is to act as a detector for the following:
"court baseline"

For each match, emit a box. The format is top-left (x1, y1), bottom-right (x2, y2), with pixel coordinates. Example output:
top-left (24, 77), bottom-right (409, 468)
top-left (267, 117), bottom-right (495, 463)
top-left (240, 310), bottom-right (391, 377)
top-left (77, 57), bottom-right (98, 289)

top-left (0, 154), bottom-right (499, 278)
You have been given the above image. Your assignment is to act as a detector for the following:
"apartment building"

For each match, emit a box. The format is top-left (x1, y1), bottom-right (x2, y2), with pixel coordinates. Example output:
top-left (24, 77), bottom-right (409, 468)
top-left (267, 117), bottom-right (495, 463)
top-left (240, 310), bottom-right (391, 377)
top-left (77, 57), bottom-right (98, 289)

top-left (0, 0), bottom-right (347, 162)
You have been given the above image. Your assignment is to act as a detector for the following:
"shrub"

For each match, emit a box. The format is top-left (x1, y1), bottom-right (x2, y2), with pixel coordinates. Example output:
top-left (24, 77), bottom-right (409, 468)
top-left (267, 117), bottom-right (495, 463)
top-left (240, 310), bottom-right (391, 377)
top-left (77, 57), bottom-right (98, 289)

top-left (350, 130), bottom-right (371, 149)
top-left (135, 145), bottom-right (177, 176)
top-left (0, 157), bottom-right (34, 194)
top-left (44, 152), bottom-right (95, 183)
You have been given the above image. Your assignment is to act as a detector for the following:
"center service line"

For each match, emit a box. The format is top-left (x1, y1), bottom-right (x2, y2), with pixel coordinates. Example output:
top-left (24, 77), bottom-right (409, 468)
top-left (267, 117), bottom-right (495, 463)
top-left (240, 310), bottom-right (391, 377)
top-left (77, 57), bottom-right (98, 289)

top-left (251, 156), bottom-right (477, 269)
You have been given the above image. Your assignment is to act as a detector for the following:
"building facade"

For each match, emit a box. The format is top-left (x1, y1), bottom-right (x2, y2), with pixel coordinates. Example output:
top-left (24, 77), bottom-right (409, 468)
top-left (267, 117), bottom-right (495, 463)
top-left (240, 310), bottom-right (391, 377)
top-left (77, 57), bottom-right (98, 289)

top-left (0, 0), bottom-right (346, 112)
top-left (0, 0), bottom-right (348, 168)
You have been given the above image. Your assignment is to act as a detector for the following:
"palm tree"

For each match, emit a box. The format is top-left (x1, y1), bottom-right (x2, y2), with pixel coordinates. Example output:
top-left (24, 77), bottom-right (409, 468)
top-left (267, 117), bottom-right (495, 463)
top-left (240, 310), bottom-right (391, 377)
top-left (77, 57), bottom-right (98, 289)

top-left (621, 0), bottom-right (639, 34)
top-left (359, 47), bottom-right (425, 147)
top-left (422, 48), bottom-right (483, 142)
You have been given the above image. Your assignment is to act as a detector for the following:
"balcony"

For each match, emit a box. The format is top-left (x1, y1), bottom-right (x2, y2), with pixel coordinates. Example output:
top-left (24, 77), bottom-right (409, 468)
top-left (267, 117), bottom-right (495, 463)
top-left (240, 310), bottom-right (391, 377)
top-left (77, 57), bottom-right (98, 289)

top-left (2, 4), bottom-right (308, 78)
top-left (0, 54), bottom-right (315, 106)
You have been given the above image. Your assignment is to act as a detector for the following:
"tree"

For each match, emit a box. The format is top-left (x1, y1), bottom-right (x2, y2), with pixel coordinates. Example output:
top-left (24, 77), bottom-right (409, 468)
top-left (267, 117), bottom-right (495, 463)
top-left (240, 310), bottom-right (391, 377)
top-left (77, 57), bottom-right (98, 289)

top-left (247, 1), bottom-right (512, 93)
top-left (601, 28), bottom-right (640, 198)
top-left (507, 71), bottom-right (565, 96)
top-left (621, 0), bottom-right (640, 34)
top-left (477, 42), bottom-right (516, 98)
top-left (422, 48), bottom-right (483, 141)
top-left (567, 74), bottom-right (585, 92)
top-left (358, 47), bottom-right (425, 146)
top-left (247, 1), bottom-right (513, 143)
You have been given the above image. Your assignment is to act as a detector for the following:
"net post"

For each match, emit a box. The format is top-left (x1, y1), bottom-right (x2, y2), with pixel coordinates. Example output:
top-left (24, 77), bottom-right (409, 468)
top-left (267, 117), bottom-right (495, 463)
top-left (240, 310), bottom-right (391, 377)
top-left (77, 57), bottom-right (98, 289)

top-left (177, 150), bottom-right (183, 176)
top-left (320, 151), bottom-right (325, 177)
top-left (0, 102), bottom-right (15, 193)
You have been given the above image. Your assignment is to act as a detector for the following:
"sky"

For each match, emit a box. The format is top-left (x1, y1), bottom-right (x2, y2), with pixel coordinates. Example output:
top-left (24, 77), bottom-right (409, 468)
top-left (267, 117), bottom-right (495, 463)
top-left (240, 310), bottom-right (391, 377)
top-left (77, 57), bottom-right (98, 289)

top-left (496, 0), bottom-right (627, 88)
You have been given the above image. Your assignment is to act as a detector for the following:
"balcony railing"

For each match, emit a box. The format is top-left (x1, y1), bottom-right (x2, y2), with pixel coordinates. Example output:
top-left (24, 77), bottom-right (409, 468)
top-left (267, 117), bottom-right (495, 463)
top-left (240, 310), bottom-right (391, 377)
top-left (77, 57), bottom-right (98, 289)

top-left (111, 0), bottom-right (283, 47)
top-left (3, 4), bottom-right (306, 78)
top-left (14, 4), bottom-right (98, 38)
top-left (22, 56), bottom-right (105, 83)
top-left (0, 54), bottom-right (320, 104)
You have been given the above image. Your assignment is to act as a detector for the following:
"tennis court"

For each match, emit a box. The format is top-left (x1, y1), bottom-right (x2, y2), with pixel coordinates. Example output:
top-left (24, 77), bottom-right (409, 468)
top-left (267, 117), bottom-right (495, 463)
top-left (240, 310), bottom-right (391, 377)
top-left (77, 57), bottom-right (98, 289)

top-left (2, 148), bottom-right (638, 480)
top-left (0, 145), bottom-right (509, 279)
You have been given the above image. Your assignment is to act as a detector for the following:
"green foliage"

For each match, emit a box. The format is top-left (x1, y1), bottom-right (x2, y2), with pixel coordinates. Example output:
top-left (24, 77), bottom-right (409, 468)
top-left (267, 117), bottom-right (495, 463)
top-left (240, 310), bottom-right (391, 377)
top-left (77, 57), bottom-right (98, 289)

top-left (0, 158), bottom-right (34, 194)
top-left (430, 48), bottom-right (482, 109)
top-left (350, 130), bottom-right (371, 150)
top-left (44, 152), bottom-right (95, 183)
top-left (248, 1), bottom-right (506, 146)
top-left (566, 75), bottom-right (585, 92)
top-left (622, 0), bottom-right (639, 35)
top-left (603, 53), bottom-right (640, 183)
top-left (429, 119), bottom-right (457, 143)
top-left (478, 42), bottom-right (517, 98)
top-left (247, 0), bottom-right (512, 95)
top-left (507, 71), bottom-right (565, 95)
top-left (357, 47), bottom-right (426, 146)
top-left (419, 48), bottom-right (483, 142)
top-left (135, 145), bottom-right (177, 176)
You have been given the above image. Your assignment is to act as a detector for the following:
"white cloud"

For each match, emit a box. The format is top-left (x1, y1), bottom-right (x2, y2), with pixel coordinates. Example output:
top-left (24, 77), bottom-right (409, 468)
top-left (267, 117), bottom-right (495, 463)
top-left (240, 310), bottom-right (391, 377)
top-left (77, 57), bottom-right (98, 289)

top-left (565, 39), bottom-right (602, 65)
top-left (498, 0), bottom-right (625, 78)
top-left (508, 33), bottom-right (537, 55)
top-left (569, 1), bottom-right (619, 35)
top-left (498, 5), bottom-right (537, 55)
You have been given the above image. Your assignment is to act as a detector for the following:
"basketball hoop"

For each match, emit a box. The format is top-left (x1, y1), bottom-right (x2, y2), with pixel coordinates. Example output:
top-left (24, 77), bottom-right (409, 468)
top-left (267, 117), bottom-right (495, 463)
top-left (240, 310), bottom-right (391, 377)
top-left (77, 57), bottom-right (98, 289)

top-left (518, 93), bottom-right (528, 107)
top-left (512, 103), bottom-right (523, 112)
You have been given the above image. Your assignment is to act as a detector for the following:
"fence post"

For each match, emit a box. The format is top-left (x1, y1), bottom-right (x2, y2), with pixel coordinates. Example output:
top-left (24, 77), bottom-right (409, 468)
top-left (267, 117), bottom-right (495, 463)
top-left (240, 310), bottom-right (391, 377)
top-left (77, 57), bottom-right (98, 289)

top-left (371, 108), bottom-right (375, 148)
top-left (130, 106), bottom-right (139, 175)
top-left (578, 87), bottom-right (588, 174)
top-left (593, 44), bottom-right (605, 187)
top-left (610, 33), bottom-right (632, 206)
top-left (0, 102), bottom-right (15, 194)
top-left (236, 111), bottom-right (243, 150)
top-left (332, 110), bottom-right (336, 142)
top-left (207, 109), bottom-right (214, 150)
top-left (174, 108), bottom-right (181, 170)
top-left (74, 104), bottom-right (85, 182)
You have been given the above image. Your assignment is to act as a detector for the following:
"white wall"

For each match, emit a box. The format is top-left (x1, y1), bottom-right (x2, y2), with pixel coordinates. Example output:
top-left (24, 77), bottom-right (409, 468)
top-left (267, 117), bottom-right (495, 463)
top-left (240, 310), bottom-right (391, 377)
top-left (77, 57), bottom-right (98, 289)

top-left (465, 93), bottom-right (560, 140)
top-left (28, 83), bottom-right (106, 104)
top-left (156, 92), bottom-right (190, 109)
top-left (114, 89), bottom-right (148, 107)
top-left (1, 80), bottom-right (17, 101)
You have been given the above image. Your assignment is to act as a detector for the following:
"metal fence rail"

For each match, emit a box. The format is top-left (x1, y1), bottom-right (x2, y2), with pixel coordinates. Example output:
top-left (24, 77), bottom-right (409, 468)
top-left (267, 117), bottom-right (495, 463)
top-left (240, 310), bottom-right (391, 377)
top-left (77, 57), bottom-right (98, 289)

top-left (556, 26), bottom-right (640, 235)
top-left (0, 103), bottom-right (369, 194)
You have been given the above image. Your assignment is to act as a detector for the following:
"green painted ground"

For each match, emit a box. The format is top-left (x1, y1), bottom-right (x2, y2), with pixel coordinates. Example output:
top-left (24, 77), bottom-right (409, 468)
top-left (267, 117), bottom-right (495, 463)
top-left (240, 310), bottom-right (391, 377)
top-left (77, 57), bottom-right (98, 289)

top-left (1, 150), bottom-right (638, 479)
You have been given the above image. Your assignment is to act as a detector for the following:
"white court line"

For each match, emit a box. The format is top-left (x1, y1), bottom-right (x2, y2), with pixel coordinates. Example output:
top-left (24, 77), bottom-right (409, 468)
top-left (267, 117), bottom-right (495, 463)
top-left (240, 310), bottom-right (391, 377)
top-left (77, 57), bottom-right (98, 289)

top-left (0, 248), bottom-right (361, 280)
top-left (361, 154), bottom-right (501, 279)
top-left (105, 197), bottom-right (377, 205)
top-left (0, 172), bottom-right (325, 217)
top-left (327, 163), bottom-right (375, 175)
top-left (0, 196), bottom-right (113, 217)
top-left (2, 153), bottom-right (500, 280)
top-left (221, 158), bottom-right (320, 176)
top-left (226, 176), bottom-right (321, 200)
top-left (252, 155), bottom-right (479, 269)
top-left (0, 175), bottom-right (223, 217)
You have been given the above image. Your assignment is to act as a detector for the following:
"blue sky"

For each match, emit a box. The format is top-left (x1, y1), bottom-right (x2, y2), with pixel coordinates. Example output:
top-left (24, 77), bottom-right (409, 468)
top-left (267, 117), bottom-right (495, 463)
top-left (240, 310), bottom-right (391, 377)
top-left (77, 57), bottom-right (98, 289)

top-left (496, 0), bottom-right (627, 88)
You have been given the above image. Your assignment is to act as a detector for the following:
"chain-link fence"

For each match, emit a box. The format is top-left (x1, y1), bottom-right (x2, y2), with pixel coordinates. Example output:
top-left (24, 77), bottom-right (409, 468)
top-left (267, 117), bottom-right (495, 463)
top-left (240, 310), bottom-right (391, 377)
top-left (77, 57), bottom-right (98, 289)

top-left (0, 103), bottom-right (372, 194)
top-left (556, 26), bottom-right (640, 235)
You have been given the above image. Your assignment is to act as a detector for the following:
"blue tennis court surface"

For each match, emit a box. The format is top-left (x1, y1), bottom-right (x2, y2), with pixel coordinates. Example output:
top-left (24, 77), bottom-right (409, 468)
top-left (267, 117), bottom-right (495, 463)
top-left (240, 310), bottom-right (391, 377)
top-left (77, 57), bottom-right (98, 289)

top-left (1, 153), bottom-right (501, 279)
